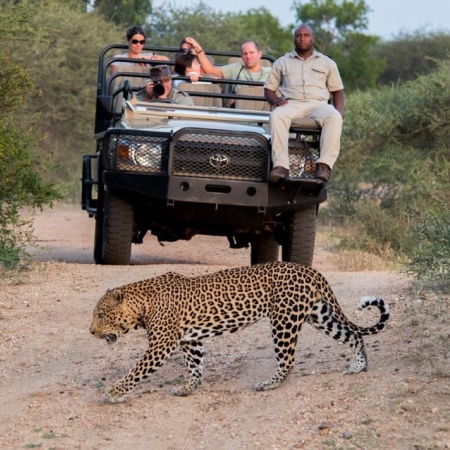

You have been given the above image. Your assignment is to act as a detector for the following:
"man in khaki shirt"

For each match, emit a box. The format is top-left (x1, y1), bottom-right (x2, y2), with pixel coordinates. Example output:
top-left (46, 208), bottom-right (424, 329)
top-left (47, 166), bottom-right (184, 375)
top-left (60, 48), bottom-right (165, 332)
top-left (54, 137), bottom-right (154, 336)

top-left (264, 24), bottom-right (344, 183)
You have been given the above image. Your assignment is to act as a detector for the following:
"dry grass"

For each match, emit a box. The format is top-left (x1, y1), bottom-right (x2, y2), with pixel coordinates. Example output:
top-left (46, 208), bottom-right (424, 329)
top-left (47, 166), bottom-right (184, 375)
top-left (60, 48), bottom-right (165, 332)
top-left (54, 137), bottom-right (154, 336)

top-left (316, 225), bottom-right (404, 271)
top-left (402, 292), bottom-right (450, 379)
top-left (0, 261), bottom-right (48, 286)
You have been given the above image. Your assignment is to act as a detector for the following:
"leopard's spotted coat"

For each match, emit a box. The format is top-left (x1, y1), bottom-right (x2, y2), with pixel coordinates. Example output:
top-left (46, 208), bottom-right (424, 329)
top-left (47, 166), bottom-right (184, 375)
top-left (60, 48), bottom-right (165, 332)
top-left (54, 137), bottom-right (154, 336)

top-left (89, 262), bottom-right (390, 402)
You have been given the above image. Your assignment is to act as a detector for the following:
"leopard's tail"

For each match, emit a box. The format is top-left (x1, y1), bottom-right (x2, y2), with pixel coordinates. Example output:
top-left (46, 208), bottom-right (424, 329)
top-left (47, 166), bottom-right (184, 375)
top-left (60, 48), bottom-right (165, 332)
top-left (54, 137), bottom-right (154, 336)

top-left (357, 296), bottom-right (390, 335)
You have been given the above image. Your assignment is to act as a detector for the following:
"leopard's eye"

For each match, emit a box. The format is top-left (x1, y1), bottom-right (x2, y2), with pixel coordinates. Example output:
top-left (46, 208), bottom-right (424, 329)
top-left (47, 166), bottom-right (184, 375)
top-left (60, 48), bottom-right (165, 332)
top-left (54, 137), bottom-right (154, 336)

top-left (97, 313), bottom-right (105, 319)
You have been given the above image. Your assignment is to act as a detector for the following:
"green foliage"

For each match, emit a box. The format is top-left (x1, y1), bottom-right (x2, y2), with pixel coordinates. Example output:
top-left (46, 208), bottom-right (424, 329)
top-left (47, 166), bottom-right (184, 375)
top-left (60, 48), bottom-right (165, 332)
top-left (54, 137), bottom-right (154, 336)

top-left (90, 0), bottom-right (153, 26)
top-left (223, 7), bottom-right (293, 55)
top-left (329, 32), bottom-right (385, 91)
top-left (3, 0), bottom-right (122, 197)
top-left (293, 0), bottom-right (382, 91)
top-left (407, 208), bottom-right (450, 288)
top-left (337, 201), bottom-right (409, 256)
top-left (375, 31), bottom-right (450, 86)
top-left (0, 7), bottom-right (63, 269)
top-left (147, 2), bottom-right (292, 56)
top-left (293, 0), bottom-right (370, 51)
top-left (0, 0), bottom-right (44, 42)
top-left (0, 53), bottom-right (33, 114)
top-left (327, 57), bottom-right (450, 281)
top-left (0, 119), bottom-right (49, 268)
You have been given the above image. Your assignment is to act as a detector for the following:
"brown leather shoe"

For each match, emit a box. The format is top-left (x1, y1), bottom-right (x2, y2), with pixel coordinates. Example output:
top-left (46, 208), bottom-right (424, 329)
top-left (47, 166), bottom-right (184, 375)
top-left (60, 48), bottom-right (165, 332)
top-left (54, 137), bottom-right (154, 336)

top-left (314, 163), bottom-right (331, 182)
top-left (269, 166), bottom-right (289, 182)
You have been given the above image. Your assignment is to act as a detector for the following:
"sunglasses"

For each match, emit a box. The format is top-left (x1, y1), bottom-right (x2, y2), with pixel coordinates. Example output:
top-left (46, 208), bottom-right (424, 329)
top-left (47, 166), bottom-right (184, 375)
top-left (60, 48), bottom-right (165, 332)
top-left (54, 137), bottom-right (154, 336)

top-left (131, 39), bottom-right (146, 45)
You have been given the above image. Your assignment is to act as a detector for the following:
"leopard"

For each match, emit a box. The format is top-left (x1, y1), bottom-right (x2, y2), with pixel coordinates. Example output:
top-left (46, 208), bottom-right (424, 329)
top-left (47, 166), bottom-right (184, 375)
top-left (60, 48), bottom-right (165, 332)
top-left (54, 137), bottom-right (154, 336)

top-left (89, 262), bottom-right (390, 402)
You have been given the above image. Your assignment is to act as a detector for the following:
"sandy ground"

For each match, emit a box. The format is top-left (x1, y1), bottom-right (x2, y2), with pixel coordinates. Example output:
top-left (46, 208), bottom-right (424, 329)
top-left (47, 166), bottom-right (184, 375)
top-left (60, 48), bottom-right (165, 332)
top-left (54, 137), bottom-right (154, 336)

top-left (0, 204), bottom-right (449, 450)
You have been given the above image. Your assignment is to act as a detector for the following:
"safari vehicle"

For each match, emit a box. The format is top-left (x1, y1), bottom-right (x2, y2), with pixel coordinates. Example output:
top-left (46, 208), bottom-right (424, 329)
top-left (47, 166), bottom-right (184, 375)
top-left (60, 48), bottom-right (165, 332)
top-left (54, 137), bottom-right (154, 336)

top-left (81, 44), bottom-right (327, 265)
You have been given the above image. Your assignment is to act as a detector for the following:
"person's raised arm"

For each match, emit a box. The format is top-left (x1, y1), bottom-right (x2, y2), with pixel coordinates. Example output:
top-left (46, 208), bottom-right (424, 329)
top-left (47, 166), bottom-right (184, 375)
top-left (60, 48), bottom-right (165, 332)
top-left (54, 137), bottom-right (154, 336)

top-left (184, 37), bottom-right (223, 78)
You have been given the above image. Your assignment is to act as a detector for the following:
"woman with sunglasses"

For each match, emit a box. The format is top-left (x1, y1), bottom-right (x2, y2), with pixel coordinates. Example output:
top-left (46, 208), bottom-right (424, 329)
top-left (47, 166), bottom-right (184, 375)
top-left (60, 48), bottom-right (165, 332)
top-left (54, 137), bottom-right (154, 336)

top-left (112, 25), bottom-right (168, 73)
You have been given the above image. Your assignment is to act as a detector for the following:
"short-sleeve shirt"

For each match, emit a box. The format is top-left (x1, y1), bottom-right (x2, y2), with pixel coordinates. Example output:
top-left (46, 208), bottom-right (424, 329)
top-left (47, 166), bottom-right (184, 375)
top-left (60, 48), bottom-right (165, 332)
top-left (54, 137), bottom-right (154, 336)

top-left (221, 62), bottom-right (272, 83)
top-left (168, 88), bottom-right (194, 106)
top-left (264, 50), bottom-right (344, 103)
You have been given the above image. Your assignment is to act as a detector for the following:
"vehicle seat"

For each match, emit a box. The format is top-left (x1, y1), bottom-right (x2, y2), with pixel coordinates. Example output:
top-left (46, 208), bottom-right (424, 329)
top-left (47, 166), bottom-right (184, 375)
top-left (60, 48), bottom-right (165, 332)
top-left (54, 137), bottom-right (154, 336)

top-left (290, 118), bottom-right (322, 132)
top-left (176, 82), bottom-right (222, 107)
top-left (109, 65), bottom-right (149, 113)
top-left (234, 86), bottom-right (271, 111)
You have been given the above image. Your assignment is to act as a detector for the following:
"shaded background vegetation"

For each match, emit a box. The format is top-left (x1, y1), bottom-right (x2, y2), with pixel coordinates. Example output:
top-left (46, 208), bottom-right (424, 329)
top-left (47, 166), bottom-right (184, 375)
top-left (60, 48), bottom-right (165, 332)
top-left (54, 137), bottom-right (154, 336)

top-left (1, 0), bottom-right (450, 284)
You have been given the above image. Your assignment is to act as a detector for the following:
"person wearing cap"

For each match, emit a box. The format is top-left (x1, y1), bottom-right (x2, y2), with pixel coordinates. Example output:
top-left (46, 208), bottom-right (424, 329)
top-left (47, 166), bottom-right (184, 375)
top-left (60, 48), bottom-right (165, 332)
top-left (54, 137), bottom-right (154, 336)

top-left (136, 65), bottom-right (194, 106)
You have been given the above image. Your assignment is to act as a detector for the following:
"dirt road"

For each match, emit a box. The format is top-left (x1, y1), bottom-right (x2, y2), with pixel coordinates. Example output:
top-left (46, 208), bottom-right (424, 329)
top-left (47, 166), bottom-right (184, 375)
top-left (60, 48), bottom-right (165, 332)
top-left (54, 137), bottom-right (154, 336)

top-left (0, 205), bottom-right (448, 450)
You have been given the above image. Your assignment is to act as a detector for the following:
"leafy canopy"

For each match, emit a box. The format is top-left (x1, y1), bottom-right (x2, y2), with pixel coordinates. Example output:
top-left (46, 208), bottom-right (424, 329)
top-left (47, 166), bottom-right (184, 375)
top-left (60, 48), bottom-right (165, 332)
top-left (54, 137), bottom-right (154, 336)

top-left (375, 30), bottom-right (450, 85)
top-left (146, 2), bottom-right (293, 56)
top-left (293, 0), bottom-right (370, 52)
top-left (88, 0), bottom-right (153, 26)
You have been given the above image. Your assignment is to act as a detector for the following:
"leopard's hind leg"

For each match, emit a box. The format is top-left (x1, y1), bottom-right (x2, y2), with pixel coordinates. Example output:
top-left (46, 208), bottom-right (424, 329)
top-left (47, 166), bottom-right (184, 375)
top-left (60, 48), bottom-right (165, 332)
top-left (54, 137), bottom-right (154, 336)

top-left (172, 340), bottom-right (204, 396)
top-left (253, 314), bottom-right (304, 391)
top-left (307, 301), bottom-right (368, 374)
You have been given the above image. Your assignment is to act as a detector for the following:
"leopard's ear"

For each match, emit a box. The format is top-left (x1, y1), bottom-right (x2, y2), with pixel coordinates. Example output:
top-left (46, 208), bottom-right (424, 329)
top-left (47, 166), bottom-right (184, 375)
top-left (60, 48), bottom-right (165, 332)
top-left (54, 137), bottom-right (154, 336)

top-left (110, 290), bottom-right (124, 306)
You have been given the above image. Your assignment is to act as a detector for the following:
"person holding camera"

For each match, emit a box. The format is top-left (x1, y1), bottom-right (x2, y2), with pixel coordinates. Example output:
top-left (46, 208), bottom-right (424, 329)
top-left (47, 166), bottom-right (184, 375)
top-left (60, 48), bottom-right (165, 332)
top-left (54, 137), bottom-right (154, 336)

top-left (136, 65), bottom-right (194, 106)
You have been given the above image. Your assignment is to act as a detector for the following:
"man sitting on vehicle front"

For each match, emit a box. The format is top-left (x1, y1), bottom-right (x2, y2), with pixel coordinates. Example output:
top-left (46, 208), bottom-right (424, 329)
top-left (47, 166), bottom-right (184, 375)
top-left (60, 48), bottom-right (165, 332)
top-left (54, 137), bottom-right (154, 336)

top-left (264, 24), bottom-right (344, 183)
top-left (137, 65), bottom-right (194, 106)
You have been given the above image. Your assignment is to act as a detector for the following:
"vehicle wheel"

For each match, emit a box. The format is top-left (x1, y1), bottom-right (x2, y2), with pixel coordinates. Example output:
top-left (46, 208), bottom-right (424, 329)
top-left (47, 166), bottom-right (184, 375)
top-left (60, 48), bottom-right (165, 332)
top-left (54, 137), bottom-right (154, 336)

top-left (282, 205), bottom-right (317, 266)
top-left (93, 215), bottom-right (104, 264)
top-left (251, 234), bottom-right (279, 265)
top-left (100, 190), bottom-right (134, 265)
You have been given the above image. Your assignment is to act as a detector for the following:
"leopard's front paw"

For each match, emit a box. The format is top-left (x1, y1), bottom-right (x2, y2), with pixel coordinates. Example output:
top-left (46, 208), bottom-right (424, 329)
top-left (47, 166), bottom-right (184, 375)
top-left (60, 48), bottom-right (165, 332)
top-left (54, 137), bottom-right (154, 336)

top-left (105, 384), bottom-right (129, 403)
top-left (171, 381), bottom-right (199, 397)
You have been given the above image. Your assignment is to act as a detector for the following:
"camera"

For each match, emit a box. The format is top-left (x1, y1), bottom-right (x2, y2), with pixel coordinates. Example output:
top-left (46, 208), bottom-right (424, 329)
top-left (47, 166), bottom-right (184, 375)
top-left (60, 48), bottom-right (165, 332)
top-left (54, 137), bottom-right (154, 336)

top-left (153, 81), bottom-right (165, 97)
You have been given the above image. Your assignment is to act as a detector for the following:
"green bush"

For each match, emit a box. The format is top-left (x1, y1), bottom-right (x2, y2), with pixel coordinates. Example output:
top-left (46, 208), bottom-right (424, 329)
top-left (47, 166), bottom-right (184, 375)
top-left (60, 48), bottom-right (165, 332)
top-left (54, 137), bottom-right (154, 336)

top-left (0, 2), bottom-right (63, 269)
top-left (327, 57), bottom-right (450, 279)
top-left (0, 112), bottom-right (63, 268)
top-left (407, 208), bottom-right (450, 288)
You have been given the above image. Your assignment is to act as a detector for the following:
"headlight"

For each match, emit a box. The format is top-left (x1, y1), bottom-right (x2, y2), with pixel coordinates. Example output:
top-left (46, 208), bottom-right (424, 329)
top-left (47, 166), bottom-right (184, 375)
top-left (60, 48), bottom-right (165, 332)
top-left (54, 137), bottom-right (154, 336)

top-left (106, 134), bottom-right (168, 173)
top-left (131, 143), bottom-right (163, 169)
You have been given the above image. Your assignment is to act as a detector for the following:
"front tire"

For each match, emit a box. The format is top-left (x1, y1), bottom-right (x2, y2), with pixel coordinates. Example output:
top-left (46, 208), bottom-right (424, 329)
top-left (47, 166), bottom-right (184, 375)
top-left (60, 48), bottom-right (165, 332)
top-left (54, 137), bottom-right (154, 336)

top-left (93, 214), bottom-right (104, 264)
top-left (251, 234), bottom-right (279, 265)
top-left (282, 205), bottom-right (317, 266)
top-left (99, 190), bottom-right (134, 265)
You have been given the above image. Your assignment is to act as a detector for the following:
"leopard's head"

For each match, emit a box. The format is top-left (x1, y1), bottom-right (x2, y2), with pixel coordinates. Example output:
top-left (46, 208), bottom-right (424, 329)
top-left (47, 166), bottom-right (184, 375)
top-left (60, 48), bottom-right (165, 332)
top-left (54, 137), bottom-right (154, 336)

top-left (90, 289), bottom-right (141, 344)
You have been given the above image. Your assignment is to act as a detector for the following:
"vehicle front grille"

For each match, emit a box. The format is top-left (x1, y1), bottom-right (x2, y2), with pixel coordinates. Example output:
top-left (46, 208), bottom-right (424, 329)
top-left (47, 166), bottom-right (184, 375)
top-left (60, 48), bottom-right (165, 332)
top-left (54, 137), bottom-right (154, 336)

top-left (103, 132), bottom-right (170, 173)
top-left (172, 129), bottom-right (270, 182)
top-left (288, 139), bottom-right (319, 178)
